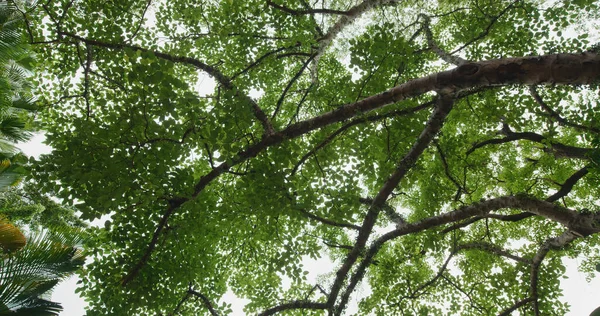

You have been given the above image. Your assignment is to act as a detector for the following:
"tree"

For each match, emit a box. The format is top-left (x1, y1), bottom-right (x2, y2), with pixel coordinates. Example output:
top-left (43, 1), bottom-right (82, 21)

top-left (0, 226), bottom-right (86, 315)
top-left (0, 1), bottom-right (36, 189)
top-left (21, 0), bottom-right (600, 314)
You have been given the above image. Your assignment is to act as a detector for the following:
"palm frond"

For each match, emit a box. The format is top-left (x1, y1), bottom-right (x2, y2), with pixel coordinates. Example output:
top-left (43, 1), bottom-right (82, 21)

top-left (0, 228), bottom-right (87, 314)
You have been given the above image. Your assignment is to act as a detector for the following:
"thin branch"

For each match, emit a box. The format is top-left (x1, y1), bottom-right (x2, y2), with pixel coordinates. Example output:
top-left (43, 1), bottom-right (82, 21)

top-left (460, 242), bottom-right (531, 264)
top-left (418, 14), bottom-right (467, 65)
top-left (59, 32), bottom-right (275, 135)
top-left (126, 0), bottom-right (152, 43)
top-left (187, 289), bottom-right (219, 316)
top-left (297, 208), bottom-right (361, 230)
top-left (257, 301), bottom-right (327, 316)
top-left (467, 123), bottom-right (593, 159)
top-left (332, 94), bottom-right (454, 315)
top-left (529, 86), bottom-right (600, 134)
top-left (231, 44), bottom-right (298, 80)
top-left (169, 292), bottom-right (192, 316)
top-left (291, 101), bottom-right (434, 175)
top-left (266, 0), bottom-right (351, 16)
top-left (449, 0), bottom-right (519, 55)
top-left (271, 54), bottom-right (316, 120)
top-left (434, 140), bottom-right (464, 201)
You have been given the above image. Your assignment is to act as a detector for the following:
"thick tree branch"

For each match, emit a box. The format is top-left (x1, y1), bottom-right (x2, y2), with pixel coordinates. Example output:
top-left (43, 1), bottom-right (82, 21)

top-left (443, 165), bottom-right (590, 233)
top-left (123, 52), bottom-right (600, 284)
top-left (497, 297), bottom-right (534, 316)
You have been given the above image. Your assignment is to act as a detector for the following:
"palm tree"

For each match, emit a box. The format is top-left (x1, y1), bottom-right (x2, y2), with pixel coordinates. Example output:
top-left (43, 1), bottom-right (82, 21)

top-left (0, 0), bottom-right (36, 190)
top-left (0, 227), bottom-right (86, 315)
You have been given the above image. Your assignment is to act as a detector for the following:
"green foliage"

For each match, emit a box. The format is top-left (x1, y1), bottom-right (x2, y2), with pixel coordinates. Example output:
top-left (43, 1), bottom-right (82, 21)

top-left (20, 0), bottom-right (600, 315)
top-left (0, 227), bottom-right (87, 315)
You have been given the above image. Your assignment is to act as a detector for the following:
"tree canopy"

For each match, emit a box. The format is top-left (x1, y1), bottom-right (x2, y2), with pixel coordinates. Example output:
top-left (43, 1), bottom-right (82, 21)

top-left (17, 0), bottom-right (600, 314)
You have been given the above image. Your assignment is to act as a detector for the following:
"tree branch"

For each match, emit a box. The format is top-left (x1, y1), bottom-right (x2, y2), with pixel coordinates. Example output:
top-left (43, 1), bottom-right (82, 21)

top-left (59, 31), bottom-right (276, 136)
top-left (530, 230), bottom-right (578, 315)
top-left (497, 297), bottom-right (534, 316)
top-left (257, 301), bottom-right (327, 316)
top-left (467, 123), bottom-right (593, 159)
top-left (187, 289), bottom-right (219, 316)
top-left (529, 86), bottom-right (600, 134)
top-left (122, 52), bottom-right (600, 285)
top-left (332, 94), bottom-right (454, 315)
top-left (266, 0), bottom-right (351, 16)
top-left (418, 14), bottom-right (467, 66)
top-left (297, 208), bottom-right (361, 230)
top-left (310, 0), bottom-right (399, 84)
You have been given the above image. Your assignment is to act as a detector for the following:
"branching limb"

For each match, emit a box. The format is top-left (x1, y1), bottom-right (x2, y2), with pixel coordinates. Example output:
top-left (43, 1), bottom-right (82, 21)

top-left (59, 32), bottom-right (275, 136)
top-left (443, 165), bottom-right (590, 233)
top-left (332, 94), bottom-right (454, 315)
top-left (271, 54), bottom-right (316, 120)
top-left (336, 193), bottom-right (594, 314)
top-left (122, 52), bottom-right (600, 284)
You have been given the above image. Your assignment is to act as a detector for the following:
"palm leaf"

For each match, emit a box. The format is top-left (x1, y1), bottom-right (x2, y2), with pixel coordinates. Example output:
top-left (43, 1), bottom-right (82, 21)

top-left (0, 228), bottom-right (86, 314)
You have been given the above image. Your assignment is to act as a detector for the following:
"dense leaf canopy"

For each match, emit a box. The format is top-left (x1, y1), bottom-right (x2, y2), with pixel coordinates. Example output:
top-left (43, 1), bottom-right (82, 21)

top-left (17, 0), bottom-right (600, 314)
